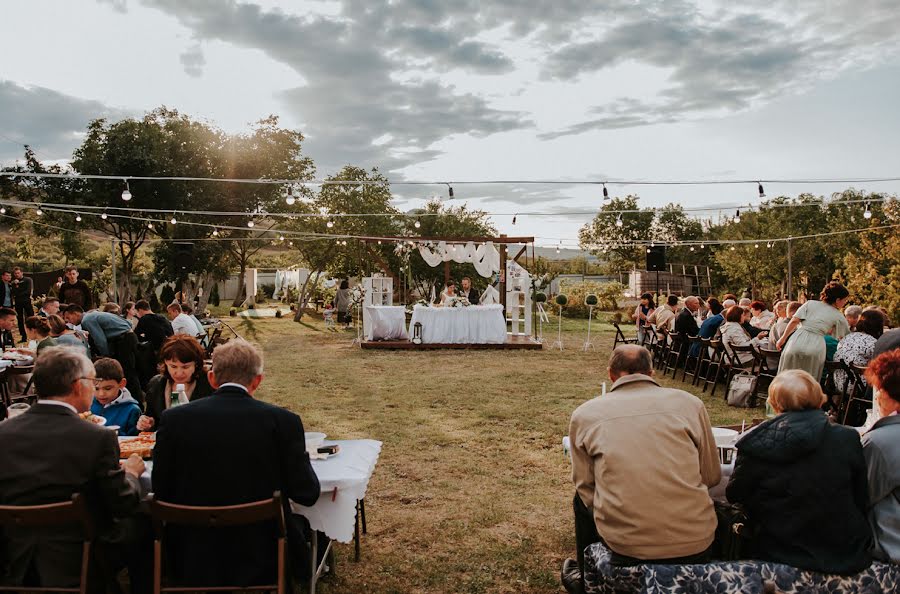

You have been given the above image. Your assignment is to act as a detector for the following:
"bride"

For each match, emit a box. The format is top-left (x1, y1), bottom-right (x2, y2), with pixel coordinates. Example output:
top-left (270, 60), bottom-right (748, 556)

top-left (439, 281), bottom-right (458, 306)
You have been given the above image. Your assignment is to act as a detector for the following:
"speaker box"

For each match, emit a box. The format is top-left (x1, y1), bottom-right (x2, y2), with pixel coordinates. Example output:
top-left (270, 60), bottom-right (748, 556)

top-left (173, 242), bottom-right (194, 272)
top-left (646, 246), bottom-right (666, 271)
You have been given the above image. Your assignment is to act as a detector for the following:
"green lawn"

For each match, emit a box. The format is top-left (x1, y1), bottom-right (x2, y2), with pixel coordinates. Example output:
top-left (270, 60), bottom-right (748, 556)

top-left (218, 310), bottom-right (751, 594)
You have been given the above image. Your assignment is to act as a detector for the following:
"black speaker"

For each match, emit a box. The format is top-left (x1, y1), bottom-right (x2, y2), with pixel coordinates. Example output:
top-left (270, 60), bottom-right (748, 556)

top-left (173, 242), bottom-right (194, 272)
top-left (646, 246), bottom-right (666, 271)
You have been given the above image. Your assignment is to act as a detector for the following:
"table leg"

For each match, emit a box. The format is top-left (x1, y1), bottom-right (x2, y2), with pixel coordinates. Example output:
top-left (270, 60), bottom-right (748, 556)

top-left (354, 502), bottom-right (361, 562)
top-left (360, 498), bottom-right (367, 534)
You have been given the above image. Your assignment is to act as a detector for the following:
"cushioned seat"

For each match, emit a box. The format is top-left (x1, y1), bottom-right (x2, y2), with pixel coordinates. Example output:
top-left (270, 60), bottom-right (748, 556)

top-left (584, 541), bottom-right (900, 594)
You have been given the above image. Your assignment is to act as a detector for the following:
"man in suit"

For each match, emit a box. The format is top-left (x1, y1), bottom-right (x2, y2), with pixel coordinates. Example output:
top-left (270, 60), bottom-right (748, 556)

top-left (674, 296), bottom-right (701, 338)
top-left (0, 307), bottom-right (17, 349)
top-left (562, 346), bottom-right (720, 593)
top-left (0, 347), bottom-right (146, 589)
top-left (37, 297), bottom-right (60, 318)
top-left (153, 339), bottom-right (321, 587)
top-left (11, 267), bottom-right (34, 342)
top-left (460, 277), bottom-right (480, 305)
top-left (0, 271), bottom-right (13, 311)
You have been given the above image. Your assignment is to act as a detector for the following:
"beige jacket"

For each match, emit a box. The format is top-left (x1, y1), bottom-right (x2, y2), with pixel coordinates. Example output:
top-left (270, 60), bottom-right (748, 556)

top-left (569, 374), bottom-right (721, 559)
top-left (647, 305), bottom-right (676, 332)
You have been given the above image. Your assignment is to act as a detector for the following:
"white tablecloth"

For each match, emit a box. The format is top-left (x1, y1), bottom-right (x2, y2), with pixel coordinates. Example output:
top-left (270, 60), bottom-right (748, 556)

top-left (363, 305), bottom-right (408, 341)
top-left (291, 439), bottom-right (382, 543)
top-left (409, 304), bottom-right (506, 344)
top-left (562, 436), bottom-right (732, 502)
top-left (138, 439), bottom-right (382, 544)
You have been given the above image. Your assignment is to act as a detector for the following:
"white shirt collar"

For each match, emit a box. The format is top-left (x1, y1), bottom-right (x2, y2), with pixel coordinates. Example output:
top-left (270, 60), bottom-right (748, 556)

top-left (217, 382), bottom-right (250, 394)
top-left (37, 399), bottom-right (79, 414)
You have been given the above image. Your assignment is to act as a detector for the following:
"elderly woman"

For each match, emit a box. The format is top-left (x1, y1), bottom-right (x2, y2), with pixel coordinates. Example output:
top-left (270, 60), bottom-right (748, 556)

top-left (749, 301), bottom-right (775, 329)
top-left (777, 282), bottom-right (852, 380)
top-left (727, 370), bottom-right (872, 574)
top-left (136, 335), bottom-right (213, 431)
top-left (862, 350), bottom-right (900, 564)
top-left (834, 309), bottom-right (885, 390)
top-left (844, 304), bottom-right (863, 332)
top-left (719, 305), bottom-right (766, 366)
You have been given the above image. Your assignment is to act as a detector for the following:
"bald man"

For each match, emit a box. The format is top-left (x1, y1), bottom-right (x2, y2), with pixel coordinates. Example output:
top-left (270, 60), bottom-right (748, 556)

top-left (563, 345), bottom-right (720, 592)
top-left (674, 296), bottom-right (701, 338)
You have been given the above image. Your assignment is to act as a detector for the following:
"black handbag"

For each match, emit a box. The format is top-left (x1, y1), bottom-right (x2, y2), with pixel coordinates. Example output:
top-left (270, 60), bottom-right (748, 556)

top-left (712, 501), bottom-right (754, 561)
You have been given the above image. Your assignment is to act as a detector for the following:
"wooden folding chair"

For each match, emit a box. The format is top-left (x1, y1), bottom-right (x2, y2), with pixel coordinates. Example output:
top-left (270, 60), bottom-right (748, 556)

top-left (149, 491), bottom-right (286, 594)
top-left (821, 360), bottom-right (852, 416)
top-left (662, 331), bottom-right (683, 377)
top-left (3, 364), bottom-right (35, 406)
top-left (841, 364), bottom-right (872, 426)
top-left (612, 322), bottom-right (639, 350)
top-left (703, 339), bottom-right (725, 394)
top-left (652, 327), bottom-right (670, 369)
top-left (640, 324), bottom-right (656, 350)
top-left (0, 493), bottom-right (94, 593)
top-left (681, 336), bottom-right (705, 383)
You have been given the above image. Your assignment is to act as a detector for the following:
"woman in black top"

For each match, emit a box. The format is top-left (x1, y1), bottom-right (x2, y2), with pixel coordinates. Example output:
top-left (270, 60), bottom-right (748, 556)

top-left (136, 335), bottom-right (213, 431)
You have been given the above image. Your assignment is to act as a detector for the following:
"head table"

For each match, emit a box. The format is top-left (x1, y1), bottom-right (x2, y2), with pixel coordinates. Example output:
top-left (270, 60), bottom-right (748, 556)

top-left (410, 303), bottom-right (507, 344)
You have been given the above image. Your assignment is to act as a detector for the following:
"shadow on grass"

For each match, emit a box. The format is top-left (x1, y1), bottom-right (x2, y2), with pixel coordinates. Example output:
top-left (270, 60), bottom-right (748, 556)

top-left (292, 318), bottom-right (322, 332)
top-left (236, 318), bottom-right (260, 342)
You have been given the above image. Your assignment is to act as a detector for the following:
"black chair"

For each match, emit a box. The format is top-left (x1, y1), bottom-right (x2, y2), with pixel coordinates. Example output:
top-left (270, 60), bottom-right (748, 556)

top-left (662, 332), bottom-right (684, 378)
top-left (841, 364), bottom-right (872, 426)
top-left (681, 336), bottom-right (704, 383)
top-left (0, 493), bottom-right (94, 593)
top-left (822, 360), bottom-right (853, 416)
top-left (702, 340), bottom-right (725, 394)
top-left (753, 346), bottom-right (778, 395)
top-left (640, 324), bottom-right (656, 350)
top-left (612, 322), bottom-right (639, 350)
top-left (652, 328), bottom-right (671, 370)
top-left (720, 344), bottom-right (758, 403)
top-left (149, 491), bottom-right (286, 594)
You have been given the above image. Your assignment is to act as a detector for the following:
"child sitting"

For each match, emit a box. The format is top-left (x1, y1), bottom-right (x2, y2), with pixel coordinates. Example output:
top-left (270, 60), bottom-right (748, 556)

top-left (90, 358), bottom-right (142, 436)
top-left (323, 303), bottom-right (335, 329)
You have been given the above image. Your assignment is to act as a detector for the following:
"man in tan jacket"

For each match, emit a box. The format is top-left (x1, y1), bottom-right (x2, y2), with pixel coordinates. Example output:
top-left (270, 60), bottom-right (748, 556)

top-left (562, 345), bottom-right (721, 593)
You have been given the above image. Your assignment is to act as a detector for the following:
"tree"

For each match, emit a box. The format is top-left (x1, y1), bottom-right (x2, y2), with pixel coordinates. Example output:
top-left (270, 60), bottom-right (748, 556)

top-left (578, 196), bottom-right (654, 273)
top-left (650, 203), bottom-right (705, 265)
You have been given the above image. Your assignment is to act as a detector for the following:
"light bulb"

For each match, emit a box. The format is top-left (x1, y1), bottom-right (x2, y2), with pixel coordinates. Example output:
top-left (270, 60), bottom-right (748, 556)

top-left (286, 188), bottom-right (295, 205)
top-left (758, 182), bottom-right (765, 198)
top-left (101, 212), bottom-right (108, 220)
top-left (646, 248), bottom-right (651, 253)
top-left (170, 217), bottom-right (177, 225)
top-left (754, 243), bottom-right (759, 248)
top-left (735, 210), bottom-right (741, 223)
top-left (247, 220), bottom-right (255, 228)
top-left (863, 203), bottom-right (872, 219)
top-left (414, 220), bottom-right (421, 229)
top-left (0, 207), bottom-right (5, 214)
top-left (279, 235), bottom-right (285, 241)
top-left (730, 246), bottom-right (735, 251)
top-left (147, 222), bottom-right (154, 229)
top-left (121, 179), bottom-right (131, 201)
top-left (615, 215), bottom-right (623, 227)
top-left (36, 208), bottom-right (43, 216)
top-left (326, 220), bottom-right (334, 228)
top-left (700, 243), bottom-right (705, 249)
top-left (690, 246), bottom-right (695, 251)
top-left (75, 215), bottom-right (82, 222)
top-left (602, 183), bottom-right (609, 199)
top-left (212, 229), bottom-right (219, 236)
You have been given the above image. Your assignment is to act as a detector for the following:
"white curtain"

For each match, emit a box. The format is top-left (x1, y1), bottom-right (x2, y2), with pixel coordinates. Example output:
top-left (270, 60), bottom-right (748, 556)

top-left (417, 242), bottom-right (501, 278)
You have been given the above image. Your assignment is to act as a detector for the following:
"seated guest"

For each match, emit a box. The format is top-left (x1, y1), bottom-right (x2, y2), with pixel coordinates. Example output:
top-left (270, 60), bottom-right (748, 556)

top-left (47, 313), bottom-right (91, 358)
top-left (722, 293), bottom-right (738, 303)
top-left (862, 350), bottom-right (900, 564)
top-left (167, 303), bottom-right (197, 336)
top-left (181, 303), bottom-right (206, 336)
top-left (739, 297), bottom-right (752, 308)
top-left (771, 301), bottom-right (801, 349)
top-left (691, 298), bottom-right (724, 357)
top-left (134, 299), bottom-right (174, 351)
top-left (864, 305), bottom-right (892, 330)
top-left (740, 306), bottom-right (766, 338)
top-left (873, 327), bottom-right (900, 357)
top-left (845, 305), bottom-right (863, 332)
top-left (0, 347), bottom-right (146, 590)
top-left (721, 298), bottom-right (737, 309)
top-left (749, 301), bottom-right (775, 329)
top-left (674, 296), bottom-right (701, 337)
top-left (768, 300), bottom-right (791, 347)
top-left (834, 310), bottom-right (885, 390)
top-left (19, 315), bottom-right (57, 356)
top-left (101, 302), bottom-right (121, 314)
top-left (460, 277), bottom-right (480, 305)
top-left (90, 358), bottom-right (142, 436)
top-left (633, 293), bottom-right (656, 345)
top-left (152, 339), bottom-right (321, 587)
top-left (123, 301), bottom-right (138, 329)
top-left (136, 335), bottom-right (213, 431)
top-left (0, 307), bottom-right (17, 348)
top-left (647, 294), bottom-right (678, 333)
top-left (719, 306), bottom-right (766, 366)
top-left (562, 345), bottom-right (720, 591)
top-left (37, 296), bottom-right (60, 318)
top-left (727, 370), bottom-right (872, 574)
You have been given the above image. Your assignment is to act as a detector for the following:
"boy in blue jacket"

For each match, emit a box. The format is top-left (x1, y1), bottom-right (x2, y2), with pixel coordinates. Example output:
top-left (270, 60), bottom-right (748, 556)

top-left (90, 358), bottom-right (142, 436)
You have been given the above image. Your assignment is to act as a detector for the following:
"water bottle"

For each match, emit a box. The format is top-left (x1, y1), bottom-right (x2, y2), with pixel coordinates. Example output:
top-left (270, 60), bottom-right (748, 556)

top-left (170, 383), bottom-right (187, 408)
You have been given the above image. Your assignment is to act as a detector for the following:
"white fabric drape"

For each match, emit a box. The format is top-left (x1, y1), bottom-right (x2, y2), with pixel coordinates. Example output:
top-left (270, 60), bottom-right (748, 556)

top-left (417, 242), bottom-right (501, 278)
top-left (409, 304), bottom-right (506, 344)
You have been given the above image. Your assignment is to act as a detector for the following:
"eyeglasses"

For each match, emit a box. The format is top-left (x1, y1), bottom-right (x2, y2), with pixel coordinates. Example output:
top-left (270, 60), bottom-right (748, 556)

top-left (78, 377), bottom-right (101, 387)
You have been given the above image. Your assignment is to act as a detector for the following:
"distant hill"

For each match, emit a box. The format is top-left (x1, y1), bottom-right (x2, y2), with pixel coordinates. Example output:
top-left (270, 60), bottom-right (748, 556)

top-left (508, 244), bottom-right (600, 262)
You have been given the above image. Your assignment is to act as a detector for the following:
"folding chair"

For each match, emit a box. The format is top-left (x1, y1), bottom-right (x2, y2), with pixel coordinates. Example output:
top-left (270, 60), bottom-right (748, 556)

top-left (149, 491), bottom-right (286, 594)
top-left (681, 336), bottom-right (704, 383)
top-left (662, 331), bottom-right (684, 378)
top-left (841, 364), bottom-right (872, 426)
top-left (0, 493), bottom-right (94, 593)
top-left (652, 327), bottom-right (670, 370)
top-left (640, 324), bottom-right (656, 350)
top-left (612, 322), bottom-right (639, 350)
top-left (821, 360), bottom-right (853, 416)
top-left (703, 340), bottom-right (725, 394)
top-left (721, 344), bottom-right (757, 403)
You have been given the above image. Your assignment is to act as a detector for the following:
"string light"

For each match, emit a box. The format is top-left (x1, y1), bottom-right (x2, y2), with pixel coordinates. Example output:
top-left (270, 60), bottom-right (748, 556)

top-left (0, 207), bottom-right (5, 215)
top-left (755, 243), bottom-right (759, 248)
top-left (512, 214), bottom-right (517, 225)
top-left (35, 208), bottom-right (43, 216)
top-left (326, 220), bottom-right (334, 228)
top-left (170, 214), bottom-right (178, 225)
top-left (279, 234), bottom-right (285, 241)
top-left (734, 209), bottom-right (741, 223)
top-left (121, 179), bottom-right (132, 202)
top-left (101, 212), bottom-right (108, 220)
top-left (758, 181), bottom-right (765, 198)
top-left (75, 214), bottom-right (82, 222)
top-left (700, 243), bottom-right (705, 249)
top-left (285, 187), bottom-right (295, 206)
top-left (646, 248), bottom-right (651, 253)
top-left (147, 221), bottom-right (153, 229)
top-left (690, 246), bottom-right (695, 251)
top-left (247, 220), bottom-right (255, 228)
top-left (602, 183), bottom-right (609, 200)
top-left (447, 183), bottom-right (454, 198)
top-left (864, 203), bottom-right (872, 219)
top-left (766, 242), bottom-right (772, 248)
top-left (730, 245), bottom-right (735, 251)
top-left (615, 214), bottom-right (623, 227)
top-left (414, 220), bottom-right (421, 229)
top-left (212, 229), bottom-right (219, 236)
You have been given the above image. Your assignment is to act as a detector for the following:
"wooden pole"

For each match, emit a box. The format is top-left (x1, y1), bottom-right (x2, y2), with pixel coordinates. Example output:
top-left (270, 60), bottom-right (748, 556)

top-left (499, 235), bottom-right (508, 310)
top-left (786, 237), bottom-right (793, 299)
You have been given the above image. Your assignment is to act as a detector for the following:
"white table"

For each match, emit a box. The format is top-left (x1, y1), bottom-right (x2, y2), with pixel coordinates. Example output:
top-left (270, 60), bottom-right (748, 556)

top-left (409, 304), bottom-right (507, 344)
top-left (363, 306), bottom-right (408, 341)
top-left (561, 436), bottom-right (732, 502)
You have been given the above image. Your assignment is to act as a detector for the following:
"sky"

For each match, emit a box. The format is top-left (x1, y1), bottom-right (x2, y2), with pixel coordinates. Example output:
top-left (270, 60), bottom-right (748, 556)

top-left (2, 0), bottom-right (900, 248)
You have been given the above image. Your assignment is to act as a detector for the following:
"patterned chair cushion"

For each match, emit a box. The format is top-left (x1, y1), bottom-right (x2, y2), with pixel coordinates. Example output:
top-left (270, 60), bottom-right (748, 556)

top-left (584, 541), bottom-right (900, 594)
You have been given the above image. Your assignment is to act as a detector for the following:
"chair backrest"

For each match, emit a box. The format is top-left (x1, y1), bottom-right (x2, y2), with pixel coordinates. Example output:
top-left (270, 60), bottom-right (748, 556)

top-left (150, 491), bottom-right (286, 594)
top-left (612, 322), bottom-right (626, 340)
top-left (0, 493), bottom-right (94, 593)
top-left (821, 360), bottom-right (850, 395)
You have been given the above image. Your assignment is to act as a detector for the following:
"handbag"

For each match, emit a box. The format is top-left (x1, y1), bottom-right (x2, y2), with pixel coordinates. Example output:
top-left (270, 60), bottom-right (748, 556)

top-left (726, 372), bottom-right (758, 408)
top-left (713, 501), bottom-right (754, 561)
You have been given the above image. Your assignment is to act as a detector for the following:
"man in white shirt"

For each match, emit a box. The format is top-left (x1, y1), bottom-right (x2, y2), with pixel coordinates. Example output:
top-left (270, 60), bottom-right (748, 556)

top-left (167, 303), bottom-right (197, 336)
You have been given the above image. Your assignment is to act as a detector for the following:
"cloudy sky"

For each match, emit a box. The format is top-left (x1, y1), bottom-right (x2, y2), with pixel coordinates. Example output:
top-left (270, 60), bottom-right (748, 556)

top-left (2, 0), bottom-right (900, 247)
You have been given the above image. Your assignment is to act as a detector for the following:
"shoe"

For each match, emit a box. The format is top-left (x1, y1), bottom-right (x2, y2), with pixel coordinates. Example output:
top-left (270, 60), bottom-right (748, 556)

top-left (560, 558), bottom-right (584, 594)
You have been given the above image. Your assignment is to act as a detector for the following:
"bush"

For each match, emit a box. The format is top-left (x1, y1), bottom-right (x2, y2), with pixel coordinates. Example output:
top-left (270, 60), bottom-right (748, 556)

top-left (585, 294), bottom-right (599, 306)
top-left (555, 294), bottom-right (568, 307)
top-left (559, 281), bottom-right (628, 318)
top-left (259, 283), bottom-right (276, 299)
top-left (533, 291), bottom-right (547, 303)
top-left (209, 282), bottom-right (220, 306)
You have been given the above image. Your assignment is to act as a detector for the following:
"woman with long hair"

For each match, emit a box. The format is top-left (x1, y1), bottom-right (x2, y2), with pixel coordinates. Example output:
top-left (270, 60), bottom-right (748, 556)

top-left (632, 292), bottom-right (656, 344)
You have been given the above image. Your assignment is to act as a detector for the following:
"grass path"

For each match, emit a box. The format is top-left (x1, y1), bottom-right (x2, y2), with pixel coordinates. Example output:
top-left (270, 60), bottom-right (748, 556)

top-left (223, 312), bottom-right (749, 593)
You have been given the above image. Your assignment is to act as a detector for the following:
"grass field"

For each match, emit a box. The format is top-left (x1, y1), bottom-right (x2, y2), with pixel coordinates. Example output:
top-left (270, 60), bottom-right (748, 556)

top-left (219, 310), bottom-right (750, 594)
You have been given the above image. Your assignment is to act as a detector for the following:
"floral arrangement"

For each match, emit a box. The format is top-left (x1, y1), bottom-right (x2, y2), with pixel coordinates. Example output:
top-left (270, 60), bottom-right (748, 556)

top-left (447, 297), bottom-right (472, 308)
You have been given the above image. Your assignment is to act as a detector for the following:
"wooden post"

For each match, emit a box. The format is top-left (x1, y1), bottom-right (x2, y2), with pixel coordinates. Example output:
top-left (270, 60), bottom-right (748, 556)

top-left (444, 261), bottom-right (450, 285)
top-left (499, 236), bottom-right (508, 311)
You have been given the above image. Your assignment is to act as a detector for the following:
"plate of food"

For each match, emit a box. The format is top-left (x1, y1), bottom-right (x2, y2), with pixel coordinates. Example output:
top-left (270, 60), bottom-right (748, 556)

top-left (79, 411), bottom-right (107, 426)
top-left (118, 432), bottom-right (156, 459)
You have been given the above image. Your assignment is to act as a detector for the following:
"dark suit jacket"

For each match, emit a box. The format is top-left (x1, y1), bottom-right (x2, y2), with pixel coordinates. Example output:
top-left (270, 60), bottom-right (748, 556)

top-left (143, 373), bottom-right (213, 428)
top-left (152, 386), bottom-right (320, 587)
top-left (0, 403), bottom-right (141, 587)
top-left (0, 330), bottom-right (14, 349)
top-left (135, 313), bottom-right (173, 352)
top-left (11, 278), bottom-right (33, 307)
top-left (0, 282), bottom-right (12, 308)
top-left (674, 308), bottom-right (699, 338)
top-left (463, 287), bottom-right (480, 304)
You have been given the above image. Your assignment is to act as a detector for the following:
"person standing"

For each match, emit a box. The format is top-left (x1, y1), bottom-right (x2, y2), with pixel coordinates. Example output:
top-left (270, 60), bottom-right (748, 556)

top-left (57, 266), bottom-right (93, 310)
top-left (11, 267), bottom-right (34, 342)
top-left (777, 282), bottom-right (852, 380)
top-left (134, 300), bottom-right (174, 351)
top-left (334, 280), bottom-right (352, 329)
top-left (632, 293), bottom-right (656, 345)
top-left (0, 270), bottom-right (13, 312)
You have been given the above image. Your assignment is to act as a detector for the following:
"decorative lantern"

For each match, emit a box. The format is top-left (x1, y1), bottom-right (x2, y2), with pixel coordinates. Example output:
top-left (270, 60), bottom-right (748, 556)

top-left (412, 322), bottom-right (423, 345)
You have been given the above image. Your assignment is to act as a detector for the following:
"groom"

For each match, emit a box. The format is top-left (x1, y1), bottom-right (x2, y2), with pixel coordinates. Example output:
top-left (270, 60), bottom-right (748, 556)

top-left (461, 277), bottom-right (480, 305)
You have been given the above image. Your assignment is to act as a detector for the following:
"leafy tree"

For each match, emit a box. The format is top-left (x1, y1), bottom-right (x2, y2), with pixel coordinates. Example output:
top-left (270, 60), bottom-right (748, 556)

top-left (579, 196), bottom-right (654, 273)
